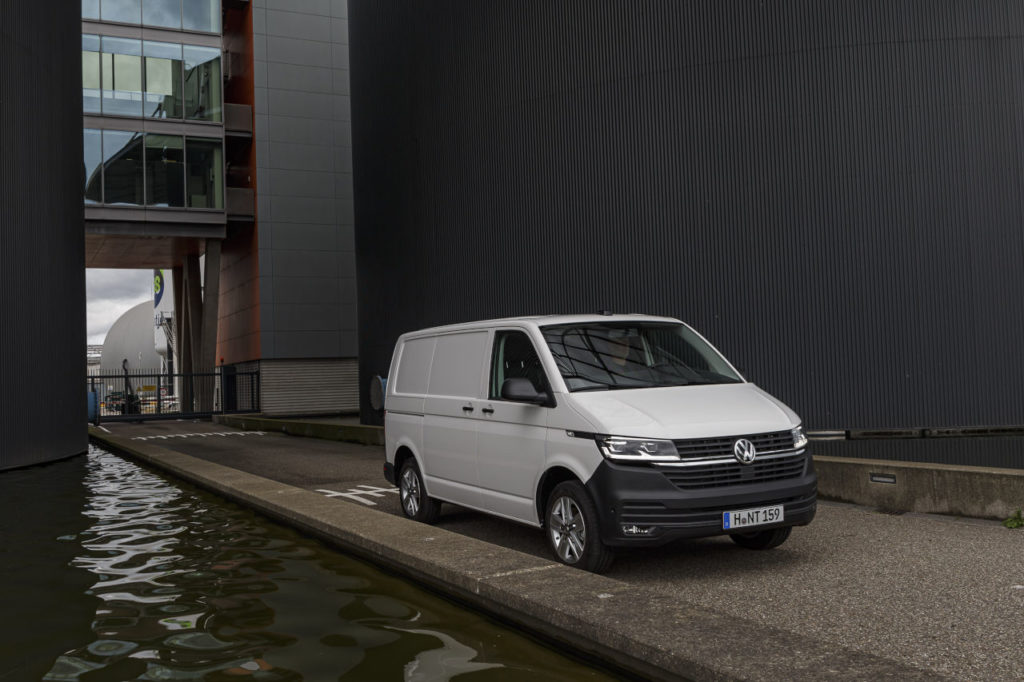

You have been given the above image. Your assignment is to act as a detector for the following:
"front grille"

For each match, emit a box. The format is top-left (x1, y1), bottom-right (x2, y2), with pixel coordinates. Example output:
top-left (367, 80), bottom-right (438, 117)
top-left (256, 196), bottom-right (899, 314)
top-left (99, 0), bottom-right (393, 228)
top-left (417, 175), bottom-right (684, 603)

top-left (620, 494), bottom-right (809, 525)
top-left (662, 452), bottom-right (807, 490)
top-left (673, 430), bottom-right (795, 459)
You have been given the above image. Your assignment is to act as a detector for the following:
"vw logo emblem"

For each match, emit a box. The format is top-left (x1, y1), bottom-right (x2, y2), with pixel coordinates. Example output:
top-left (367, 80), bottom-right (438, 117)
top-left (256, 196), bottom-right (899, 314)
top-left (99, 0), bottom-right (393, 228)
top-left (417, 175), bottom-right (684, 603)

top-left (733, 438), bottom-right (757, 465)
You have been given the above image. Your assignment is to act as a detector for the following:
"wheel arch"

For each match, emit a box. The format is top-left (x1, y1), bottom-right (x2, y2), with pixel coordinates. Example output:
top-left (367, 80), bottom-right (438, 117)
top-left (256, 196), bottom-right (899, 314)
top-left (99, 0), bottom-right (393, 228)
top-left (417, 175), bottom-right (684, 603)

top-left (535, 466), bottom-right (584, 527)
top-left (394, 445), bottom-right (420, 487)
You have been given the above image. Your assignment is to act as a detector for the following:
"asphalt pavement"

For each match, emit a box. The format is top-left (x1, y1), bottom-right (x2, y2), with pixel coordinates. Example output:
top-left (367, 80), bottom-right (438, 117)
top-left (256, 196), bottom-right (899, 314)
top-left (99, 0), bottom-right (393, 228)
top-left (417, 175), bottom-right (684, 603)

top-left (96, 419), bottom-right (1024, 681)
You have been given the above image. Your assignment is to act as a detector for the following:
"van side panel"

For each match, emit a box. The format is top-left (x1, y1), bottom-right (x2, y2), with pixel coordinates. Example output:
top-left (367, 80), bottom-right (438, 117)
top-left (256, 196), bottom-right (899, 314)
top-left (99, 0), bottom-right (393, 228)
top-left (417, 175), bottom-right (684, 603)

top-left (394, 336), bottom-right (435, 395)
top-left (421, 331), bottom-right (489, 507)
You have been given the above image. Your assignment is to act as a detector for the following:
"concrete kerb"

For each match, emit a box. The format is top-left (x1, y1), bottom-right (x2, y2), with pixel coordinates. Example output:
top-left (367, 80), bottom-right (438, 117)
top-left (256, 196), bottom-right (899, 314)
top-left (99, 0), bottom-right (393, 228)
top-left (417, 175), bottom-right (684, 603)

top-left (213, 414), bottom-right (384, 446)
top-left (88, 429), bottom-right (947, 682)
top-left (814, 455), bottom-right (1024, 520)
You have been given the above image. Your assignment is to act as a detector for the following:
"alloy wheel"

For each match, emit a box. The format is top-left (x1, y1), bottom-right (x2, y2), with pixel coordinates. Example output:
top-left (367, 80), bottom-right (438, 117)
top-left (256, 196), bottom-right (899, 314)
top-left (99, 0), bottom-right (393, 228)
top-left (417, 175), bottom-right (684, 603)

top-left (400, 467), bottom-right (420, 516)
top-left (549, 495), bottom-right (586, 563)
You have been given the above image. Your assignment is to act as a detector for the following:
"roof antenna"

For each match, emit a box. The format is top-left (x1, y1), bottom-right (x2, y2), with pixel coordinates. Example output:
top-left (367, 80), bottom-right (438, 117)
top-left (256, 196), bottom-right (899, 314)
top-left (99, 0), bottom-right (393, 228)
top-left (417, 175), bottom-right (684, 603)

top-left (597, 309), bottom-right (613, 316)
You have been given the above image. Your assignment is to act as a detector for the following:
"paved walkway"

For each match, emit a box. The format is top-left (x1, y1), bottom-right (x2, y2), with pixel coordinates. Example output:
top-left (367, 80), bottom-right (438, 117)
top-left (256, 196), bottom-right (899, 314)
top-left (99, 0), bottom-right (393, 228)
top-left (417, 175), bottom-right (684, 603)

top-left (93, 420), bottom-right (1024, 681)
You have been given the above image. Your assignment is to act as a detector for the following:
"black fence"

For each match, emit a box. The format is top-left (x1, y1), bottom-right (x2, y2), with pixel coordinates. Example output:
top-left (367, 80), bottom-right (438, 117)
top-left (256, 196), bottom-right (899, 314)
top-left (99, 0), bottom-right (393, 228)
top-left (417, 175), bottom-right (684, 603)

top-left (87, 368), bottom-right (259, 422)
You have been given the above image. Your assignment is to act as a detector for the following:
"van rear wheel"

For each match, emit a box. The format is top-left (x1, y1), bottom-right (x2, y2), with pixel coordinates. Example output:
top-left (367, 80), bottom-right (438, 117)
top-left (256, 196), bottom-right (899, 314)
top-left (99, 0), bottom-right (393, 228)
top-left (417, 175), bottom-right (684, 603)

top-left (399, 460), bottom-right (440, 524)
top-left (545, 481), bottom-right (613, 573)
top-left (729, 526), bottom-right (791, 550)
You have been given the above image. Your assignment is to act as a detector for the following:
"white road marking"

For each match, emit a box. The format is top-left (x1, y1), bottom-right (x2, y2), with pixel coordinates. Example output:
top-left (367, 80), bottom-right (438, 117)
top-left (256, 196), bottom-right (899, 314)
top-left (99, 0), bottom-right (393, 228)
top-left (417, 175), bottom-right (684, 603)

top-left (316, 486), bottom-right (399, 506)
top-left (130, 431), bottom-right (266, 441)
top-left (97, 426), bottom-right (111, 433)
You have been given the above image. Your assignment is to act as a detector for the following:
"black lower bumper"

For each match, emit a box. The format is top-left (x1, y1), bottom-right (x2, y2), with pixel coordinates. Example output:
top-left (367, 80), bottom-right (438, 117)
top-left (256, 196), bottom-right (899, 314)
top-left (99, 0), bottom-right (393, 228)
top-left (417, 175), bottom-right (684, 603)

top-left (585, 455), bottom-right (818, 547)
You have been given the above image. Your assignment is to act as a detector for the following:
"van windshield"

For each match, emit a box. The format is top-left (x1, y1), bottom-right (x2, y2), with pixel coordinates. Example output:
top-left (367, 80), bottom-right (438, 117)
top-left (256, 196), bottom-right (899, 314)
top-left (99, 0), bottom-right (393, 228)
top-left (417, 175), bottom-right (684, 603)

top-left (540, 322), bottom-right (743, 391)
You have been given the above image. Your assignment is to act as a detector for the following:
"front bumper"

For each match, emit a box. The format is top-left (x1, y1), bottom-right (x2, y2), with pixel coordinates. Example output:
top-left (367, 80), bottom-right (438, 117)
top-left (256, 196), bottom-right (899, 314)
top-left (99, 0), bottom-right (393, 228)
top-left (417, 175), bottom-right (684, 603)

top-left (585, 453), bottom-right (817, 547)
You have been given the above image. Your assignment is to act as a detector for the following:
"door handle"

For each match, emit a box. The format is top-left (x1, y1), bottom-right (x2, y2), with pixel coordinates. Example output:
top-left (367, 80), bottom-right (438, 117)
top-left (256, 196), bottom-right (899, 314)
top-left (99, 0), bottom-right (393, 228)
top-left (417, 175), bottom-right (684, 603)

top-left (462, 405), bottom-right (474, 413)
top-left (481, 406), bottom-right (495, 415)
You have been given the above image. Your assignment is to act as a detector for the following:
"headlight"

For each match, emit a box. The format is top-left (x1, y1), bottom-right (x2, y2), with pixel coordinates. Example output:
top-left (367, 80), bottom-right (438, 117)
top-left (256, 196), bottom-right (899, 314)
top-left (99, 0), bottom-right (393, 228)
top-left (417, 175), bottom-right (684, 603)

top-left (597, 436), bottom-right (679, 462)
top-left (792, 425), bottom-right (808, 450)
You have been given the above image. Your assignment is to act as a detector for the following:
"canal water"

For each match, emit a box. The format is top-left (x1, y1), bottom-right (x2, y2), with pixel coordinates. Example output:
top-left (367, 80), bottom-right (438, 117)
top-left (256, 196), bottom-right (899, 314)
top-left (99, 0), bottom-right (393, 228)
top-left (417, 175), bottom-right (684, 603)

top-left (0, 446), bottom-right (615, 681)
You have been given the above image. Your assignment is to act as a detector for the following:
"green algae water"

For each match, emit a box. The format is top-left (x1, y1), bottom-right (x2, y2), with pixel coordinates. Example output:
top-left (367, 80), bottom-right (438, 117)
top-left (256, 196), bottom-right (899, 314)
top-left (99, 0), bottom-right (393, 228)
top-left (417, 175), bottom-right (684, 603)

top-left (0, 446), bottom-right (614, 681)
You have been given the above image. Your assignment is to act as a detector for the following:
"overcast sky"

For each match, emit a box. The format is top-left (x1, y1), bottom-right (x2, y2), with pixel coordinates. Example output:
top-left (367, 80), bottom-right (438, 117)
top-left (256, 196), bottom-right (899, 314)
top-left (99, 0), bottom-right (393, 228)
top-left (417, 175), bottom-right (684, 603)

top-left (86, 269), bottom-right (154, 345)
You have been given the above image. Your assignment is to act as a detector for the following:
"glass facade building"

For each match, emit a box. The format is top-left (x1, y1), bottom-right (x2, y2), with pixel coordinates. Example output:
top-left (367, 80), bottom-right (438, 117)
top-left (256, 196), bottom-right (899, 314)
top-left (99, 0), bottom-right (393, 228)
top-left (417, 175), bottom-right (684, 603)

top-left (84, 129), bottom-right (223, 208)
top-left (81, 0), bottom-right (360, 420)
top-left (82, 0), bottom-right (221, 33)
top-left (82, 0), bottom-right (224, 215)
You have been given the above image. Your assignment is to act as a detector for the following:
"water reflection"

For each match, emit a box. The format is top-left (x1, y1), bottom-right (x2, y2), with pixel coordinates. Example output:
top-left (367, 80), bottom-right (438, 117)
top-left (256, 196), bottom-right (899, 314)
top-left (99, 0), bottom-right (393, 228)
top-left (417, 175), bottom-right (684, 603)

top-left (33, 447), bottom-right (611, 681)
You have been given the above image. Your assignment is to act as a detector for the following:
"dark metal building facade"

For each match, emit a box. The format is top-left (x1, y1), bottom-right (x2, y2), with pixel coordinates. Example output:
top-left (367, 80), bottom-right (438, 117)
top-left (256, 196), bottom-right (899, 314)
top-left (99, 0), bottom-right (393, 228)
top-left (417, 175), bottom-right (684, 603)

top-left (350, 2), bottom-right (1024, 447)
top-left (0, 1), bottom-right (87, 469)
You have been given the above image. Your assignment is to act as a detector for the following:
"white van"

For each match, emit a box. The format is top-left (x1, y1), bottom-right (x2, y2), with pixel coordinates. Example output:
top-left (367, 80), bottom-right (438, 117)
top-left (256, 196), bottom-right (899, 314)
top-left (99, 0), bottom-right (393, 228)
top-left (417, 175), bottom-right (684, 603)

top-left (383, 314), bottom-right (816, 572)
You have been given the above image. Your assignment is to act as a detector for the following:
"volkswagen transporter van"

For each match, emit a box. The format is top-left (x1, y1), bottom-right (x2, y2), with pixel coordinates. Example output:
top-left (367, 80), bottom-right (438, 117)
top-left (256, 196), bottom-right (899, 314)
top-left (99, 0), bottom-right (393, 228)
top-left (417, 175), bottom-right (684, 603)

top-left (383, 314), bottom-right (816, 572)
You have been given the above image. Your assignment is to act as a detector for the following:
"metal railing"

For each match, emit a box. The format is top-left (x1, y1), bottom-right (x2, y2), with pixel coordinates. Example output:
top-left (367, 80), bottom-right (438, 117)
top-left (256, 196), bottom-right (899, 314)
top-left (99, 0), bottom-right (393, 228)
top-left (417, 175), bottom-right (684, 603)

top-left (87, 368), bottom-right (259, 423)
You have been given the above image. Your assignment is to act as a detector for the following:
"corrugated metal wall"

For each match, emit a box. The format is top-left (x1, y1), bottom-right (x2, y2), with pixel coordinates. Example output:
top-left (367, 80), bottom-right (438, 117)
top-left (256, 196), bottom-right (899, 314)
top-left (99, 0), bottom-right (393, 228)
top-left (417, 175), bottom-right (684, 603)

top-left (260, 358), bottom-right (359, 416)
top-left (0, 1), bottom-right (87, 469)
top-left (350, 1), bottom-right (1024, 436)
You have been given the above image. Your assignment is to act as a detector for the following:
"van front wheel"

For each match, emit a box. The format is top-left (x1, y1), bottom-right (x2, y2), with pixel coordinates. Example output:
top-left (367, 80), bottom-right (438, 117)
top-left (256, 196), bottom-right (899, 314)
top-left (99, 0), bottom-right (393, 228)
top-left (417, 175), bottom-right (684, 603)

top-left (545, 481), bottom-right (613, 573)
top-left (399, 460), bottom-right (441, 524)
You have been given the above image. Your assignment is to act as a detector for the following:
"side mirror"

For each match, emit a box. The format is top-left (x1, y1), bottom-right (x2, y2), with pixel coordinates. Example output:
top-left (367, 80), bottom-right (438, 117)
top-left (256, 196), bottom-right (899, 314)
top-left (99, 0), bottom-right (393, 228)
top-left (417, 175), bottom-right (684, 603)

top-left (501, 378), bottom-right (550, 405)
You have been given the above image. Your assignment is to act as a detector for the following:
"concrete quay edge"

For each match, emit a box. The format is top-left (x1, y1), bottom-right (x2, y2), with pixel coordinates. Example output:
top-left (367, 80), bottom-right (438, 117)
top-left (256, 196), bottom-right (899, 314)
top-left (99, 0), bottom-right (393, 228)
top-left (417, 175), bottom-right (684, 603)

top-left (213, 414), bottom-right (385, 446)
top-left (814, 455), bottom-right (1024, 520)
top-left (88, 428), bottom-right (945, 682)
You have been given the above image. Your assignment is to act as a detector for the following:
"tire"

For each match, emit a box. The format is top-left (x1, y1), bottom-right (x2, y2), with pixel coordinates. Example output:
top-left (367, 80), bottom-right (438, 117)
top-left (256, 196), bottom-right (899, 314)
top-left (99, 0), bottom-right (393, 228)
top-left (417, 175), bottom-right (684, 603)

top-left (545, 481), bottom-right (614, 573)
top-left (729, 526), bottom-right (792, 550)
top-left (398, 459), bottom-right (441, 524)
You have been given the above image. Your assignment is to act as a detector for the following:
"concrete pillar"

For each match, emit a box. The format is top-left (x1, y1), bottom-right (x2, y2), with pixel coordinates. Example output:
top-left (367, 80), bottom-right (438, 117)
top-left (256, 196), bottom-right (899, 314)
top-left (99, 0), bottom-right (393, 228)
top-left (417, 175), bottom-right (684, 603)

top-left (200, 239), bottom-right (221, 371)
top-left (174, 243), bottom-right (222, 412)
top-left (183, 254), bottom-right (203, 370)
top-left (172, 265), bottom-right (187, 405)
top-left (180, 255), bottom-right (202, 412)
top-left (197, 240), bottom-right (222, 412)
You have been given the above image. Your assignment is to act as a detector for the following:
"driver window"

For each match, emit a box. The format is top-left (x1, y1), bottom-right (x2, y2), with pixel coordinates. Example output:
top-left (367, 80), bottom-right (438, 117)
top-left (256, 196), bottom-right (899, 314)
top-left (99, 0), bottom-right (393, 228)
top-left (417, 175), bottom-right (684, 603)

top-left (489, 331), bottom-right (548, 399)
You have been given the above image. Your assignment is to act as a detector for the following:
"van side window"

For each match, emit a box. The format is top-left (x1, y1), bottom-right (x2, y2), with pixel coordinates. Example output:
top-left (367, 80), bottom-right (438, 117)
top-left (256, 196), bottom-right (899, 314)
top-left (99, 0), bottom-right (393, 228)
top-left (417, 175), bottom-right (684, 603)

top-left (489, 331), bottom-right (549, 399)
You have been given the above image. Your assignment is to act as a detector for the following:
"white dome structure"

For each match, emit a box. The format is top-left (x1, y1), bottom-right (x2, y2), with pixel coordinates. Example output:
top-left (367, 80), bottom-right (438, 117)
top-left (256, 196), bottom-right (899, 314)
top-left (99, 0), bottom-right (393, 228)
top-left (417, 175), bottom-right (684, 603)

top-left (100, 301), bottom-right (163, 372)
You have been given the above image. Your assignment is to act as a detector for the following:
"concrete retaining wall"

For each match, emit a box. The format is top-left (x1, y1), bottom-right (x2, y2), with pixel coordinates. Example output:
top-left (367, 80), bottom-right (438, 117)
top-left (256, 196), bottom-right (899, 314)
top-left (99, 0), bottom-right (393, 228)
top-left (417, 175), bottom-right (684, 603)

top-left (815, 456), bottom-right (1024, 520)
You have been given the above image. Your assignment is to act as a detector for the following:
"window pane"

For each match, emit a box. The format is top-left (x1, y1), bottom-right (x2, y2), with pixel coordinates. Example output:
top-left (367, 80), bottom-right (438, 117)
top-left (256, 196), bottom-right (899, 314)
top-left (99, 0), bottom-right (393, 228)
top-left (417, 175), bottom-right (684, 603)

top-left (101, 37), bottom-right (144, 117)
top-left (541, 322), bottom-right (742, 391)
top-left (490, 331), bottom-right (548, 399)
top-left (101, 0), bottom-right (141, 23)
top-left (183, 46), bottom-right (222, 121)
top-left (143, 0), bottom-right (180, 28)
top-left (102, 130), bottom-right (145, 205)
top-left (182, 0), bottom-right (219, 33)
top-left (82, 35), bottom-right (101, 114)
top-left (84, 129), bottom-right (103, 204)
top-left (144, 41), bottom-right (182, 118)
top-left (145, 134), bottom-right (185, 207)
top-left (185, 138), bottom-right (223, 209)
top-left (82, 0), bottom-right (100, 19)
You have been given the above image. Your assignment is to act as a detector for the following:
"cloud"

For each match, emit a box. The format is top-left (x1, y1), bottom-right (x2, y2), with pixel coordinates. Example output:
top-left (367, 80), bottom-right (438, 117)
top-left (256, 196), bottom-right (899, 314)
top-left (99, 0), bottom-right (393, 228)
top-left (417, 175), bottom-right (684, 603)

top-left (87, 269), bottom-right (155, 344)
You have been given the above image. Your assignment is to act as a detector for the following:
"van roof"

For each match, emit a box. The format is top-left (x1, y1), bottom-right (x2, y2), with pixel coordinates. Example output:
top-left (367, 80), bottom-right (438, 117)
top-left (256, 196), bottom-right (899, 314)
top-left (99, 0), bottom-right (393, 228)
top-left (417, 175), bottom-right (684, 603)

top-left (399, 313), bottom-right (683, 338)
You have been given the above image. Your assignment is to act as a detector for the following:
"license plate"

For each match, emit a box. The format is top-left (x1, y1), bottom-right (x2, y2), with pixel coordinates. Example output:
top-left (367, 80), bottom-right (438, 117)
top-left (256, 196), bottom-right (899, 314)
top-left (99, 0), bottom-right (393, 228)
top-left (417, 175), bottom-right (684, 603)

top-left (723, 505), bottom-right (784, 530)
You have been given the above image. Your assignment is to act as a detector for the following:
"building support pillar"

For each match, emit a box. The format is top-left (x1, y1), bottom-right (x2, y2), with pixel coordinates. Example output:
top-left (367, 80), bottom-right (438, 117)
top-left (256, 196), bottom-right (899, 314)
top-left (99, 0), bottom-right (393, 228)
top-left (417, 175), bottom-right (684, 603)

top-left (172, 243), bottom-right (222, 413)
top-left (172, 265), bottom-right (190, 410)
top-left (200, 239), bottom-right (221, 371)
top-left (181, 255), bottom-right (202, 411)
top-left (197, 239), bottom-right (221, 412)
